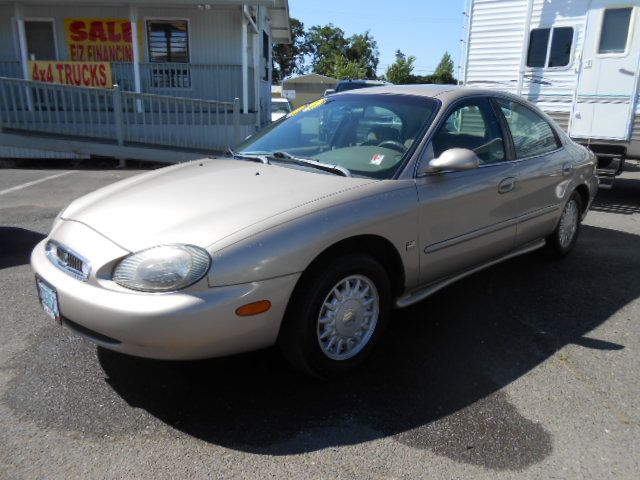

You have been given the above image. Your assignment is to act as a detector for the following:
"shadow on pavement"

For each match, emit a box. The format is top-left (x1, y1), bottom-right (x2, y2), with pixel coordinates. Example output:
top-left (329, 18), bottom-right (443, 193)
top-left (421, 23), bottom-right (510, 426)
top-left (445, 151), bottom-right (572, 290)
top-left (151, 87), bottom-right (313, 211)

top-left (95, 224), bottom-right (637, 469)
top-left (0, 227), bottom-right (45, 269)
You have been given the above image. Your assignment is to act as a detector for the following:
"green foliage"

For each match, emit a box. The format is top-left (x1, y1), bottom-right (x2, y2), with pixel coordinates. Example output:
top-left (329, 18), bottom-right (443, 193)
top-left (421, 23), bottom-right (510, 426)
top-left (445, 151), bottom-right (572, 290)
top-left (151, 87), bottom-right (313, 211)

top-left (432, 51), bottom-right (456, 84)
top-left (305, 24), bottom-right (379, 80)
top-left (306, 24), bottom-right (349, 77)
top-left (385, 50), bottom-right (416, 85)
top-left (384, 51), bottom-right (456, 85)
top-left (345, 32), bottom-right (379, 79)
top-left (330, 55), bottom-right (369, 80)
top-left (272, 18), bottom-right (309, 83)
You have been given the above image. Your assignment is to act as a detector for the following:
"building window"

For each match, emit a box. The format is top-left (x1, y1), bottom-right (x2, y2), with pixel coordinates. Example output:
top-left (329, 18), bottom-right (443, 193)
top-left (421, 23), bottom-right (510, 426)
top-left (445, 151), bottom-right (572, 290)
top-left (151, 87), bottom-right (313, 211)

top-left (527, 27), bottom-right (574, 68)
top-left (25, 20), bottom-right (57, 60)
top-left (599, 8), bottom-right (633, 54)
top-left (146, 20), bottom-right (190, 88)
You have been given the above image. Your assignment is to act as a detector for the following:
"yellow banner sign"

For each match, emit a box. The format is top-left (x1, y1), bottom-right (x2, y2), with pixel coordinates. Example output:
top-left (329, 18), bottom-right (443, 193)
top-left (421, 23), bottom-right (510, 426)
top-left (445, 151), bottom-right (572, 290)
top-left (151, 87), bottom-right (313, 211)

top-left (64, 18), bottom-right (143, 62)
top-left (28, 61), bottom-right (113, 88)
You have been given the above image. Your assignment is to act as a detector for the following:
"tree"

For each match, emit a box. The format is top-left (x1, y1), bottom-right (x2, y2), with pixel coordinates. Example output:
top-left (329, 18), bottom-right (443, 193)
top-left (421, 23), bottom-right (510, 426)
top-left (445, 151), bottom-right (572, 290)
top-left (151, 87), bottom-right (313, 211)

top-left (345, 31), bottom-right (379, 79)
top-left (330, 55), bottom-right (368, 80)
top-left (272, 18), bottom-right (308, 83)
top-left (305, 24), bottom-right (380, 79)
top-left (432, 51), bottom-right (456, 84)
top-left (385, 50), bottom-right (416, 85)
top-left (305, 24), bottom-right (349, 77)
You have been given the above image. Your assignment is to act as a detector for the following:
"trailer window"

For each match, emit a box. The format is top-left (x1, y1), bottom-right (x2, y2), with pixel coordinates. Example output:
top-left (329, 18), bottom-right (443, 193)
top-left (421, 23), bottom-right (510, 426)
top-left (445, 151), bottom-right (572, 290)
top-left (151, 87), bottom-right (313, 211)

top-left (527, 29), bottom-right (550, 68)
top-left (548, 27), bottom-right (574, 67)
top-left (599, 8), bottom-right (633, 54)
top-left (527, 27), bottom-right (574, 68)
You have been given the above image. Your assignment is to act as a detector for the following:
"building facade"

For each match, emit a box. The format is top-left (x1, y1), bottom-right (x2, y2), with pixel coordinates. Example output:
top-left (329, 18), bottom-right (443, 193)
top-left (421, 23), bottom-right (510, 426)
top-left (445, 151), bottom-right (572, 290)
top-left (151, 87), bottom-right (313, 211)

top-left (0, 0), bottom-right (291, 160)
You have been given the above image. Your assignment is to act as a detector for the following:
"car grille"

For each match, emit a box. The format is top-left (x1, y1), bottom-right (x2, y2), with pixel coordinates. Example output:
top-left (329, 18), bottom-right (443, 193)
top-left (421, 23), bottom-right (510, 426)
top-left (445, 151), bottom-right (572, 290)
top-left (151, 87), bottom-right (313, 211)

top-left (46, 241), bottom-right (91, 281)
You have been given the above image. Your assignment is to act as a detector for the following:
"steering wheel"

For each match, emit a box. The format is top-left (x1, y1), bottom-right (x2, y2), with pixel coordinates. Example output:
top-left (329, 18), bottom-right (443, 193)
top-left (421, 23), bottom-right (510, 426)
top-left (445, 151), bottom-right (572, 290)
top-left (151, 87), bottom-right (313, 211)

top-left (377, 140), bottom-right (406, 153)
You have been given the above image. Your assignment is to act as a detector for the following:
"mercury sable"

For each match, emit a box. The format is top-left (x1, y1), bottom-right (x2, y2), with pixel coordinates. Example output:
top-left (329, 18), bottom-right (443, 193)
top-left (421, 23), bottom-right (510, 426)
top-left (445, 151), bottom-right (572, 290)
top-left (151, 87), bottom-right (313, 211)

top-left (31, 85), bottom-right (598, 378)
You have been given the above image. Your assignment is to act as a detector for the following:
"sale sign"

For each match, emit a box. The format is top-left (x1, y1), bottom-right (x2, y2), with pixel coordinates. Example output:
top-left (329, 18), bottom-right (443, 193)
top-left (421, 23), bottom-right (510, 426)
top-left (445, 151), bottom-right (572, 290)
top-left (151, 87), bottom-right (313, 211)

top-left (28, 61), bottom-right (112, 88)
top-left (64, 18), bottom-right (144, 62)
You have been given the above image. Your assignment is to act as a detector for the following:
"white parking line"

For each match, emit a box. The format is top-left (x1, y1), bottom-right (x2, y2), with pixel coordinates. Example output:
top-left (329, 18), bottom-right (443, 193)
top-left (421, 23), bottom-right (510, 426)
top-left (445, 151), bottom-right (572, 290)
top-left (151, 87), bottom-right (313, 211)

top-left (0, 171), bottom-right (77, 196)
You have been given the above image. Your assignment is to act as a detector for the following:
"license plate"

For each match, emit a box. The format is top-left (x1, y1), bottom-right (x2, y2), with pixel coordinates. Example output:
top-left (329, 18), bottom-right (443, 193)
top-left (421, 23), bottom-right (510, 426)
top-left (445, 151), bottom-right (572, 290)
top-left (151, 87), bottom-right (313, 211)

top-left (36, 277), bottom-right (61, 324)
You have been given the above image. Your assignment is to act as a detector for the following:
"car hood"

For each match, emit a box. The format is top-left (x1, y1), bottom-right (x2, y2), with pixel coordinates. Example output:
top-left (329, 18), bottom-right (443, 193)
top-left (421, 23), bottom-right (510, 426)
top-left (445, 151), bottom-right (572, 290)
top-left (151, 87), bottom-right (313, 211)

top-left (60, 158), bottom-right (375, 252)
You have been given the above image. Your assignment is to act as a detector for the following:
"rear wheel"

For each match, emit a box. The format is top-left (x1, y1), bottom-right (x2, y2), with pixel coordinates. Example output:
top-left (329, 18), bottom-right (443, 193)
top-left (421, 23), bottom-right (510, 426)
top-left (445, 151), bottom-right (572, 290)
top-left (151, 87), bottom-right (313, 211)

top-left (278, 255), bottom-right (391, 379)
top-left (545, 191), bottom-right (583, 257)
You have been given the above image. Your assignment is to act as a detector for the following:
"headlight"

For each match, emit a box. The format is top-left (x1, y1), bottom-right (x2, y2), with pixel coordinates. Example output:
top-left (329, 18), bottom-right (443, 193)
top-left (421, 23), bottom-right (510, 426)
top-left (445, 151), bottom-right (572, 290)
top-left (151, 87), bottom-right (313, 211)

top-left (113, 244), bottom-right (211, 292)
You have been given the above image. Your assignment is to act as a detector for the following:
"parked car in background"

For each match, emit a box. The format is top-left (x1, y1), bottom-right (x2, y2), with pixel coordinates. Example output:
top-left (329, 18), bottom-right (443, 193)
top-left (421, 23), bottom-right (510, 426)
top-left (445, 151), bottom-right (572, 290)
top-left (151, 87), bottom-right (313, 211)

top-left (32, 85), bottom-right (598, 379)
top-left (324, 79), bottom-right (390, 96)
top-left (271, 97), bottom-right (293, 122)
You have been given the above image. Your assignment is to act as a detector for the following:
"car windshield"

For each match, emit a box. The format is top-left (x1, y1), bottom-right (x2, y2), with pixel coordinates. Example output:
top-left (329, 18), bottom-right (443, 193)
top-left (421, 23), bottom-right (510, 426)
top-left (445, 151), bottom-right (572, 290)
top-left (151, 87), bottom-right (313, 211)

top-left (237, 94), bottom-right (439, 179)
top-left (272, 101), bottom-right (291, 114)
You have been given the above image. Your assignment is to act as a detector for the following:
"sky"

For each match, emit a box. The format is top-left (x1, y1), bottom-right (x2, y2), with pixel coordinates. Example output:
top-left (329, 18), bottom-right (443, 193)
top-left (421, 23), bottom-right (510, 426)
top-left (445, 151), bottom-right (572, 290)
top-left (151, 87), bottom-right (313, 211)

top-left (288, 0), bottom-right (468, 78)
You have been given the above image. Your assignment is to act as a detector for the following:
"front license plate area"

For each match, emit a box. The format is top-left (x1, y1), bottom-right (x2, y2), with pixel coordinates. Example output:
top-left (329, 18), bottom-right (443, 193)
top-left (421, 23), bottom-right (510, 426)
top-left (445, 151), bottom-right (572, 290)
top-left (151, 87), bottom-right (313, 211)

top-left (36, 276), bottom-right (61, 324)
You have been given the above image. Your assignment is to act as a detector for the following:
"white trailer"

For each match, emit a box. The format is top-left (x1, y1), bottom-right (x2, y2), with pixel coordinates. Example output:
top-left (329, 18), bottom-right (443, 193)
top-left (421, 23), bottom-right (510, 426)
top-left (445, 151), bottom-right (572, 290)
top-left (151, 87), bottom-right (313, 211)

top-left (462, 0), bottom-right (640, 186)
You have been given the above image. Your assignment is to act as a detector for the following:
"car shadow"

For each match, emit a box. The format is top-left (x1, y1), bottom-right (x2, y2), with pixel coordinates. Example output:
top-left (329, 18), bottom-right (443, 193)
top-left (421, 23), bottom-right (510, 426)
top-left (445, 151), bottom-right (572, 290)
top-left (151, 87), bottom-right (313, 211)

top-left (0, 227), bottom-right (45, 269)
top-left (96, 224), bottom-right (639, 468)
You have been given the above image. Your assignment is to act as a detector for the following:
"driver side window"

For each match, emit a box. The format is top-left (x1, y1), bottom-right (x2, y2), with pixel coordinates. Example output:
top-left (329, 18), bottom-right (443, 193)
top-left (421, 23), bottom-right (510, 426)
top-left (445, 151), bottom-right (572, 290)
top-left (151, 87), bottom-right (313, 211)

top-left (432, 98), bottom-right (506, 164)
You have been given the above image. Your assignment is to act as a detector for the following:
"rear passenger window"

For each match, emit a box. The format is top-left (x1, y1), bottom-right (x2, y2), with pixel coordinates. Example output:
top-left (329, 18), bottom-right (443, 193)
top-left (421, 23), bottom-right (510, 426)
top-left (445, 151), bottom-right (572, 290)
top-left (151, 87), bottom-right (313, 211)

top-left (432, 99), bottom-right (505, 164)
top-left (496, 99), bottom-right (560, 158)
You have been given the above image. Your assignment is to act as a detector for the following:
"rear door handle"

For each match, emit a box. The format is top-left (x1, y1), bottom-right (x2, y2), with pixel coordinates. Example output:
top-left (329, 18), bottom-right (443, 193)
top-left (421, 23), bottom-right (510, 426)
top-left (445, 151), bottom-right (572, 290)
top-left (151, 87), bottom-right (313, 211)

top-left (562, 163), bottom-right (573, 176)
top-left (498, 177), bottom-right (516, 194)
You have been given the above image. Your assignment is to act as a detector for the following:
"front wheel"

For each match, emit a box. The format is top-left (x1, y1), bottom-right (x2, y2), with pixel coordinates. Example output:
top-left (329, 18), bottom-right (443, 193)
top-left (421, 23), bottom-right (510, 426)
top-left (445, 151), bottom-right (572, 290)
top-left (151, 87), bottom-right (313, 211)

top-left (545, 191), bottom-right (583, 257)
top-left (278, 255), bottom-right (391, 379)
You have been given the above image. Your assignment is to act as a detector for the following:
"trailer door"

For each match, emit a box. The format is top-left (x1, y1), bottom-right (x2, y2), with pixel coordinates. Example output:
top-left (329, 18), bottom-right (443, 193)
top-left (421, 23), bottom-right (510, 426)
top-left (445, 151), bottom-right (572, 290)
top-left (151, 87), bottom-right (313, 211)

top-left (571, 3), bottom-right (640, 141)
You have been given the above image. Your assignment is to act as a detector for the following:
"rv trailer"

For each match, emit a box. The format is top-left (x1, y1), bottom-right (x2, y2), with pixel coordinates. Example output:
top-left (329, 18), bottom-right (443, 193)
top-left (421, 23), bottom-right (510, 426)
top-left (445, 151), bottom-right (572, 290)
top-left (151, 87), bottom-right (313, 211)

top-left (463, 0), bottom-right (640, 187)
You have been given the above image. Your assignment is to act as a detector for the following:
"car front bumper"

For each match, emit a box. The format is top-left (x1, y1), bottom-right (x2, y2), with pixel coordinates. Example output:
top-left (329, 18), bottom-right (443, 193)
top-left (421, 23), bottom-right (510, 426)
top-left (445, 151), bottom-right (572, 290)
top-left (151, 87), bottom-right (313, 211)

top-left (31, 237), bottom-right (300, 360)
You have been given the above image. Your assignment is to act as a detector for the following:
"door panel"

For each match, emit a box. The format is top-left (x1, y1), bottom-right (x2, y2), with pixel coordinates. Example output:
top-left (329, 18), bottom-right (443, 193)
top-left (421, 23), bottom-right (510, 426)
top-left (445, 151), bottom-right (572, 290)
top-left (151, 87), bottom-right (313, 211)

top-left (510, 151), bottom-right (566, 246)
top-left (416, 164), bottom-right (518, 284)
top-left (493, 98), bottom-right (567, 246)
top-left (570, 2), bottom-right (640, 140)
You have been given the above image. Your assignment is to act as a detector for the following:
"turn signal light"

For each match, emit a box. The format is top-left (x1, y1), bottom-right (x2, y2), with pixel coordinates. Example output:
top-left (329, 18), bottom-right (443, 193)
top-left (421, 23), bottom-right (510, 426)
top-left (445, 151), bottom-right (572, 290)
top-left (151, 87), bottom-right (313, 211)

top-left (235, 300), bottom-right (272, 316)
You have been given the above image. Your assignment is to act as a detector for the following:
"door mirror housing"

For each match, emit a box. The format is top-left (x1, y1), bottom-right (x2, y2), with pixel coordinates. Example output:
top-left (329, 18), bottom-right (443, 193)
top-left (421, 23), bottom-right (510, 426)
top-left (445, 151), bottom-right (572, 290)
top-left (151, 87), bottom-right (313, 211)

top-left (418, 148), bottom-right (481, 176)
top-left (324, 88), bottom-right (336, 96)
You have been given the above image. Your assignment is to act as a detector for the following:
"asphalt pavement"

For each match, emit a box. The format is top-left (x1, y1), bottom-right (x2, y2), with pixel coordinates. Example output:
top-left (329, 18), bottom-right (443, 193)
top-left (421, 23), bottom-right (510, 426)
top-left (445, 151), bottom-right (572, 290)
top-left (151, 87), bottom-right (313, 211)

top-left (0, 160), bottom-right (639, 479)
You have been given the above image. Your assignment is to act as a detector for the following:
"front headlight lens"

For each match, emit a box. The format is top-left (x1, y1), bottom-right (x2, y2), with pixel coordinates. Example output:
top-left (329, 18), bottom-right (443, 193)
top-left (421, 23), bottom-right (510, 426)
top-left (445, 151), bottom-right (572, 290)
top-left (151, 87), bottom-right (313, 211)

top-left (113, 244), bottom-right (211, 292)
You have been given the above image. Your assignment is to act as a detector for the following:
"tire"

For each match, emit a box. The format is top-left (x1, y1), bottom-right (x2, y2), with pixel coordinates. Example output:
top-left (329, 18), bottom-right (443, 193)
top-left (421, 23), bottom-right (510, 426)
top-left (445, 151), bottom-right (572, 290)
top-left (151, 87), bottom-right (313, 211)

top-left (278, 254), bottom-right (392, 379)
top-left (545, 191), bottom-right (583, 257)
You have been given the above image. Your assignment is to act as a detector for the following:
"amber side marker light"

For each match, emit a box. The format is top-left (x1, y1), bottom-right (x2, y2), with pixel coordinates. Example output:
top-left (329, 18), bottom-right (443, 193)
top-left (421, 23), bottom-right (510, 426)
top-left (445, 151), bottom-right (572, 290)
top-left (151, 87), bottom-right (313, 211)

top-left (236, 300), bottom-right (272, 316)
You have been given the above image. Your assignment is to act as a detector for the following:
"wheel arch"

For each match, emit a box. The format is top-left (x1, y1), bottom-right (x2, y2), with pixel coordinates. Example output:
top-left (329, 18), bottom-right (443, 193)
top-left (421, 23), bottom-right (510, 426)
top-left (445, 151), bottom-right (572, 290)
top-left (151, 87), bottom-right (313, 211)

top-left (294, 234), bottom-right (406, 299)
top-left (574, 183), bottom-right (590, 213)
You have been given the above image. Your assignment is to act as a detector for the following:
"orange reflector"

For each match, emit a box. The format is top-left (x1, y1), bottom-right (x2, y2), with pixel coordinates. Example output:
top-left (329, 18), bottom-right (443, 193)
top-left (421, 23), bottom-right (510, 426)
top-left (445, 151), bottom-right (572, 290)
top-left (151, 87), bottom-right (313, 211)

top-left (235, 300), bottom-right (272, 316)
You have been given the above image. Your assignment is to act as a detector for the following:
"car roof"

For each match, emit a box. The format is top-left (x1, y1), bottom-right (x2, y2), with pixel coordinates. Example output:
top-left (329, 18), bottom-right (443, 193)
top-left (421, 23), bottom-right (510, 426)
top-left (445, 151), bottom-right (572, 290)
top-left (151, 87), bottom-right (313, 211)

top-left (337, 79), bottom-right (389, 85)
top-left (335, 84), bottom-right (517, 101)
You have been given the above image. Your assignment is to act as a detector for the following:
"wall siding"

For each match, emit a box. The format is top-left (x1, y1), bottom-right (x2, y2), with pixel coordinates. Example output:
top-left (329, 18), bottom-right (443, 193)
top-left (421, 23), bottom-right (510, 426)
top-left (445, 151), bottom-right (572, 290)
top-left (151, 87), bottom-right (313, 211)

top-left (1, 5), bottom-right (244, 65)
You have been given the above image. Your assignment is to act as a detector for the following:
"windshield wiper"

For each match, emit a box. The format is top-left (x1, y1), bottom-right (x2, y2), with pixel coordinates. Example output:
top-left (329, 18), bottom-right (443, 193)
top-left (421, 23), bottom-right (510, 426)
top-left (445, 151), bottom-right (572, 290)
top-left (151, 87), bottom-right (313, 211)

top-left (225, 147), bottom-right (270, 164)
top-left (269, 151), bottom-right (351, 177)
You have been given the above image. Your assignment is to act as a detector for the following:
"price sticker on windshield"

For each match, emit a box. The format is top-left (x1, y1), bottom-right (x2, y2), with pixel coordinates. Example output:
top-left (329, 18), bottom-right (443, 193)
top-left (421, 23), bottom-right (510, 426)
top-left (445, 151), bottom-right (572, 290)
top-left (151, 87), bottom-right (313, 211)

top-left (370, 153), bottom-right (385, 165)
top-left (287, 98), bottom-right (327, 118)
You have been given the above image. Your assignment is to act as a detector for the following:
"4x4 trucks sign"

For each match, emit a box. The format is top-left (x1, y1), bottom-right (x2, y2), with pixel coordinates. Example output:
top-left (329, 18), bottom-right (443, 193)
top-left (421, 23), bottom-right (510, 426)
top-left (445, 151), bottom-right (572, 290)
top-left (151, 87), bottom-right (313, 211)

top-left (28, 60), bottom-right (112, 88)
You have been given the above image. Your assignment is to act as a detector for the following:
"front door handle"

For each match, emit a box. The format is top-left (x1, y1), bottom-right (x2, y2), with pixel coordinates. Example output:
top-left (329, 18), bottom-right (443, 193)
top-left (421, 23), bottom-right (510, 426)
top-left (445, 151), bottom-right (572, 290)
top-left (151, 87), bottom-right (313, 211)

top-left (498, 177), bottom-right (516, 194)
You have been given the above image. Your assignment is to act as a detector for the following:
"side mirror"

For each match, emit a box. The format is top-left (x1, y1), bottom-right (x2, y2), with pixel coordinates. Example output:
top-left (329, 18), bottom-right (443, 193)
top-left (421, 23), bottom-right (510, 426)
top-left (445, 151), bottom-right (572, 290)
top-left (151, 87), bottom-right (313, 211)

top-left (418, 148), bottom-right (481, 176)
top-left (324, 89), bottom-right (335, 96)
